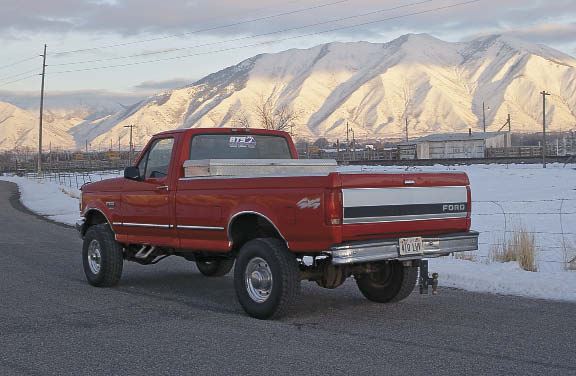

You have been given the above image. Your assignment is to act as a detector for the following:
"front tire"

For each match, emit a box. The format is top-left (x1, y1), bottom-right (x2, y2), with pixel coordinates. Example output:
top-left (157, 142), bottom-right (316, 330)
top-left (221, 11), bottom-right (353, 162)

top-left (234, 238), bottom-right (300, 319)
top-left (196, 258), bottom-right (234, 277)
top-left (82, 224), bottom-right (124, 287)
top-left (355, 262), bottom-right (417, 303)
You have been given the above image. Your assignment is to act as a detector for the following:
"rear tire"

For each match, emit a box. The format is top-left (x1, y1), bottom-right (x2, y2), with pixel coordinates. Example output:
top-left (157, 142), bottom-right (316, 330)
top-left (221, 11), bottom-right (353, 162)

top-left (82, 224), bottom-right (124, 287)
top-left (234, 238), bottom-right (300, 319)
top-left (196, 258), bottom-right (234, 277)
top-left (355, 262), bottom-right (417, 303)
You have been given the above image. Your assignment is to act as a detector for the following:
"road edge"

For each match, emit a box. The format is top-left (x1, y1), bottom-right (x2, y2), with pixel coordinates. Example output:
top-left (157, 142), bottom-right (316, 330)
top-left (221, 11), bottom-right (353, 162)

top-left (2, 180), bottom-right (74, 230)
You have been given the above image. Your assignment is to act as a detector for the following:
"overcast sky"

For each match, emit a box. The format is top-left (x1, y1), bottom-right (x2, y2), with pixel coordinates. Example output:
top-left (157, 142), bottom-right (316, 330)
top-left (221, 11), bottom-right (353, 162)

top-left (0, 0), bottom-right (574, 100)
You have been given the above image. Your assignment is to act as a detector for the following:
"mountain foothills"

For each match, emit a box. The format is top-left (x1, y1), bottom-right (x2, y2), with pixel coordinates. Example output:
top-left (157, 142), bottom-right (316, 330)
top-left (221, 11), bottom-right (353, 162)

top-left (1, 34), bottom-right (575, 151)
top-left (0, 102), bottom-right (87, 150)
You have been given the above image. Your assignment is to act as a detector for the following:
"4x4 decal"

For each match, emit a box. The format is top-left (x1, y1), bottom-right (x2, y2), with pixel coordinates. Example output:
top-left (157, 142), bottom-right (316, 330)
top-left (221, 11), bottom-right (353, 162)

top-left (297, 197), bottom-right (321, 209)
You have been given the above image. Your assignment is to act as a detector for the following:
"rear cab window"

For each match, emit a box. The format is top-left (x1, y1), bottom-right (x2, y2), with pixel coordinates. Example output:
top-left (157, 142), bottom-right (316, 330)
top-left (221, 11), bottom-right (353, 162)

top-left (189, 134), bottom-right (292, 160)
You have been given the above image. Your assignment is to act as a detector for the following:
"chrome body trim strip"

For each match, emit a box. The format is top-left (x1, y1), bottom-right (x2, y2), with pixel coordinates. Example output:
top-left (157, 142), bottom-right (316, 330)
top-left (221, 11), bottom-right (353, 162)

top-left (177, 225), bottom-right (225, 231)
top-left (328, 231), bottom-right (479, 265)
top-left (120, 222), bottom-right (171, 229)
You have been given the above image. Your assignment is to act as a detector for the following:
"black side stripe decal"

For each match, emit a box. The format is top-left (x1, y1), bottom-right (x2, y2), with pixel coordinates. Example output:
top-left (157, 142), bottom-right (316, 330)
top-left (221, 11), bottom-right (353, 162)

top-left (344, 202), bottom-right (468, 218)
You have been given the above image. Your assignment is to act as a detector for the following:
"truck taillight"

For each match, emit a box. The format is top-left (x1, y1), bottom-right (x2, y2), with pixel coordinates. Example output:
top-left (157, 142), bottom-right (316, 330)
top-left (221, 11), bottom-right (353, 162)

top-left (466, 185), bottom-right (472, 217)
top-left (324, 189), bottom-right (343, 225)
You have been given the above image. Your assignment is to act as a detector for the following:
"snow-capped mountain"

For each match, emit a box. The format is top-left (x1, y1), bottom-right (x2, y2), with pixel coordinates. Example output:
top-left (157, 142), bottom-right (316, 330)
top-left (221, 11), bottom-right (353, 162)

top-left (3, 33), bottom-right (576, 150)
top-left (80, 34), bottom-right (576, 149)
top-left (0, 102), bottom-right (88, 150)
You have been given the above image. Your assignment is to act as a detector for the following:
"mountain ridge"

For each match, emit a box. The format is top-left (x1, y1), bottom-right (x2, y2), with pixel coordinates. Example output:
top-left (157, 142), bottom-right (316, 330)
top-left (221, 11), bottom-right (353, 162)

top-left (1, 33), bottom-right (575, 150)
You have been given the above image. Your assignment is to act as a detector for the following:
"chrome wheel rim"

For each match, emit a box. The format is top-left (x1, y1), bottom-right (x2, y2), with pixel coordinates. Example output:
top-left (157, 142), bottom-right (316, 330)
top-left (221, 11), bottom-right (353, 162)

top-left (87, 239), bottom-right (102, 275)
top-left (245, 257), bottom-right (273, 303)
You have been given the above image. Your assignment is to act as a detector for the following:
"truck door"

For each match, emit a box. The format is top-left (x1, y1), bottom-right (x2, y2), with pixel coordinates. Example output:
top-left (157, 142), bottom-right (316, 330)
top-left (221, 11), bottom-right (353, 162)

top-left (119, 137), bottom-right (177, 247)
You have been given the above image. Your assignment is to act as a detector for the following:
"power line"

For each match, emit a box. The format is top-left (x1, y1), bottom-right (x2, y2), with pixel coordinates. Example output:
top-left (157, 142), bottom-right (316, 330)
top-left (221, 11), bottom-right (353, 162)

top-left (52, 0), bottom-right (351, 56)
top-left (48, 0), bottom-right (481, 75)
top-left (50, 0), bottom-right (435, 67)
top-left (476, 198), bottom-right (576, 203)
top-left (52, 0), bottom-right (434, 66)
top-left (0, 68), bottom-right (40, 82)
top-left (0, 74), bottom-right (38, 88)
top-left (0, 55), bottom-right (38, 71)
top-left (475, 212), bottom-right (576, 216)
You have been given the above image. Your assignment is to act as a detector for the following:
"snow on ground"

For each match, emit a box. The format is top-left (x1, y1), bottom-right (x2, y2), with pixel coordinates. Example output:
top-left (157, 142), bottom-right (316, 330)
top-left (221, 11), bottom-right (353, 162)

top-left (0, 172), bottom-right (120, 226)
top-left (429, 258), bottom-right (576, 301)
top-left (1, 164), bottom-right (575, 302)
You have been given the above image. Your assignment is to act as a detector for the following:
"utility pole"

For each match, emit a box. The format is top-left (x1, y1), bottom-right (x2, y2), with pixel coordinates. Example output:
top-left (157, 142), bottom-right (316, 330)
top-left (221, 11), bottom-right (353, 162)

top-left (541, 91), bottom-right (550, 168)
top-left (482, 101), bottom-right (487, 133)
top-left (507, 113), bottom-right (511, 133)
top-left (351, 128), bottom-right (356, 161)
top-left (124, 125), bottom-right (136, 165)
top-left (346, 121), bottom-right (350, 152)
top-left (405, 118), bottom-right (409, 142)
top-left (37, 44), bottom-right (47, 174)
top-left (118, 136), bottom-right (121, 153)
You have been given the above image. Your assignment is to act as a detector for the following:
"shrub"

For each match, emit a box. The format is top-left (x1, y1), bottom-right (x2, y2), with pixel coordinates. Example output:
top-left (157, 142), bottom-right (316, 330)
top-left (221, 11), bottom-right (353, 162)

top-left (490, 227), bottom-right (537, 272)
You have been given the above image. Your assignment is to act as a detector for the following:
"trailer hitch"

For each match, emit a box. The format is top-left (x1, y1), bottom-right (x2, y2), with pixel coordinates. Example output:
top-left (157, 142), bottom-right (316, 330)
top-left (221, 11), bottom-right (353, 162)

top-left (419, 259), bottom-right (438, 295)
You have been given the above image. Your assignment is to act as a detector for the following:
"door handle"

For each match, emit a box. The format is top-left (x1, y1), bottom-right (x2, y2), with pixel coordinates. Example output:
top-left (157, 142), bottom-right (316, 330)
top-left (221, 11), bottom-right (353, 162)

top-left (156, 185), bottom-right (169, 191)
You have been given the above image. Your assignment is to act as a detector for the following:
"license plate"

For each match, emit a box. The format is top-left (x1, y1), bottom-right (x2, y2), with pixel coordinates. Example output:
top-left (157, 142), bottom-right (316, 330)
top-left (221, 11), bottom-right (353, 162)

top-left (399, 237), bottom-right (423, 256)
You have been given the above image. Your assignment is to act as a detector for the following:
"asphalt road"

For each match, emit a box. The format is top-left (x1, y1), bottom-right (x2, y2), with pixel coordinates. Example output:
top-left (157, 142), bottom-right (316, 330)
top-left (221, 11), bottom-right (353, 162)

top-left (1, 180), bottom-right (575, 376)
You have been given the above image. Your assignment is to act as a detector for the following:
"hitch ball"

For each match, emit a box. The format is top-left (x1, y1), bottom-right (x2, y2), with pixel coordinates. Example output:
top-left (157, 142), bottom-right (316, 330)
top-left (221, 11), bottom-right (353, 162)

top-left (419, 260), bottom-right (439, 295)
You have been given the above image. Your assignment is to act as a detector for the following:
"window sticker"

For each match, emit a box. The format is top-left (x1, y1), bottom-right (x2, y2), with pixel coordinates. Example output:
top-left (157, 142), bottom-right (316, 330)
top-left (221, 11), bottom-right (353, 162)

top-left (229, 136), bottom-right (257, 149)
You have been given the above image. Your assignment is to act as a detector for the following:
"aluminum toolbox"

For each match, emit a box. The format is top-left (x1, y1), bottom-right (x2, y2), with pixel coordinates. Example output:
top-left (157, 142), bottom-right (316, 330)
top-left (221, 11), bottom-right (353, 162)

top-left (183, 159), bottom-right (337, 177)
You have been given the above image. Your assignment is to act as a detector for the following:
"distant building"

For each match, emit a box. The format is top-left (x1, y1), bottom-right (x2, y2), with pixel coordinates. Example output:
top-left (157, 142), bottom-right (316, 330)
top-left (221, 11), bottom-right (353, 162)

top-left (397, 143), bottom-right (417, 160)
top-left (411, 131), bottom-right (511, 159)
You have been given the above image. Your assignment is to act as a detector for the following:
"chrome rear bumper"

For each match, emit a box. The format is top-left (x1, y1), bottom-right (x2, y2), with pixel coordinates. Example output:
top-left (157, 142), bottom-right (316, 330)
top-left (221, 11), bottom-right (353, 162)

top-left (328, 231), bottom-right (479, 265)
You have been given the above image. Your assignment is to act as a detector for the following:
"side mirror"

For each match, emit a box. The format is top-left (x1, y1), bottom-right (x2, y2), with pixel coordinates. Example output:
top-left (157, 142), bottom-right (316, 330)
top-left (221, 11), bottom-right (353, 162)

top-left (124, 166), bottom-right (141, 181)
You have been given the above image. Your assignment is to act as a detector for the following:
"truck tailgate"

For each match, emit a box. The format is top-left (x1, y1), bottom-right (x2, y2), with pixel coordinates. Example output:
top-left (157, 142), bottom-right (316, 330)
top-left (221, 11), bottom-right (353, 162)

top-left (339, 172), bottom-right (471, 241)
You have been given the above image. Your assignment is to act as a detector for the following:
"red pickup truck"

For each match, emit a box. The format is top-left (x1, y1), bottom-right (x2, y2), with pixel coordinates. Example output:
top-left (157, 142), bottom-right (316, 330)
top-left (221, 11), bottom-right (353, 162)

top-left (77, 128), bottom-right (478, 319)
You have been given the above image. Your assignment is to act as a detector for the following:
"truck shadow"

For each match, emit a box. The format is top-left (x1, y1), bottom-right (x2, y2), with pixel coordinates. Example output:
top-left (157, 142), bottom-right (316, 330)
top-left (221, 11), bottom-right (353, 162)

top-left (116, 265), bottom-right (401, 320)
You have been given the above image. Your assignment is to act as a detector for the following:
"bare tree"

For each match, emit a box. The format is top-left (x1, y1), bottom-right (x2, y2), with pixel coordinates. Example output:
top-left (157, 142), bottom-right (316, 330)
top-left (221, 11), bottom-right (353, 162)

top-left (313, 137), bottom-right (330, 148)
top-left (254, 95), bottom-right (276, 130)
top-left (399, 79), bottom-right (414, 140)
top-left (254, 93), bottom-right (299, 132)
top-left (399, 79), bottom-right (414, 123)
top-left (232, 109), bottom-right (251, 128)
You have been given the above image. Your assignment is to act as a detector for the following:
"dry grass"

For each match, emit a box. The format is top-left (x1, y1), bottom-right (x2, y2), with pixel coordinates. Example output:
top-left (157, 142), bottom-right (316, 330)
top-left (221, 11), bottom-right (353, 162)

top-left (454, 251), bottom-right (476, 262)
top-left (490, 227), bottom-right (538, 272)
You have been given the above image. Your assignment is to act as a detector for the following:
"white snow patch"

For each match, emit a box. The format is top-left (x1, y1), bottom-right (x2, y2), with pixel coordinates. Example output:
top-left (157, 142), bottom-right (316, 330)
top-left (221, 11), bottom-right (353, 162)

top-left (429, 258), bottom-right (576, 302)
top-left (0, 172), bottom-right (119, 226)
top-left (1, 176), bottom-right (80, 225)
